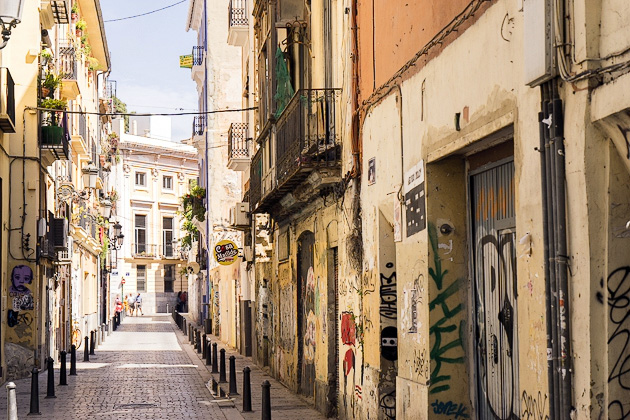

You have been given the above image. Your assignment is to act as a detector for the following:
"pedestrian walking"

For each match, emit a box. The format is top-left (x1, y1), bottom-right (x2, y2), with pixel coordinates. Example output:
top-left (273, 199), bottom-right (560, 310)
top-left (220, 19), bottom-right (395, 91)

top-left (126, 294), bottom-right (135, 316)
top-left (135, 293), bottom-right (144, 316)
top-left (115, 295), bottom-right (123, 323)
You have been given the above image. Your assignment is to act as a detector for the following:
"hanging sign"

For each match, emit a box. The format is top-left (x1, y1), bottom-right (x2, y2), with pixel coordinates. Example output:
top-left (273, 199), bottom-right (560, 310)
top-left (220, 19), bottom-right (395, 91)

top-left (179, 54), bottom-right (193, 68)
top-left (213, 239), bottom-right (239, 266)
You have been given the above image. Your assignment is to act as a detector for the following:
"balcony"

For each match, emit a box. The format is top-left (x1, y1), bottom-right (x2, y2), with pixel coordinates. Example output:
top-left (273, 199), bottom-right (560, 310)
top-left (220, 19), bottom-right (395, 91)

top-left (250, 89), bottom-right (341, 216)
top-left (59, 45), bottom-right (79, 99)
top-left (40, 112), bottom-right (71, 167)
top-left (192, 115), bottom-right (206, 142)
top-left (132, 244), bottom-right (159, 259)
top-left (0, 68), bottom-right (16, 133)
top-left (191, 46), bottom-right (205, 85)
top-left (228, 123), bottom-right (250, 171)
top-left (228, 0), bottom-right (248, 46)
top-left (71, 110), bottom-right (89, 157)
top-left (39, 236), bottom-right (58, 262)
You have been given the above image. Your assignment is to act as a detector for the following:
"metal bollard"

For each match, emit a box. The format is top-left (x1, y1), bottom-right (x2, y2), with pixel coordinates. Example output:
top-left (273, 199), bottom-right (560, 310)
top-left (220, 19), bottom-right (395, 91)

top-left (46, 357), bottom-right (56, 399)
top-left (219, 349), bottom-right (227, 383)
top-left (113, 316), bottom-right (117, 331)
top-left (212, 343), bottom-right (218, 373)
top-left (206, 342), bottom-right (212, 366)
top-left (70, 345), bottom-right (77, 375)
top-left (29, 368), bottom-right (40, 415)
top-left (108, 320), bottom-right (111, 335)
top-left (60, 351), bottom-right (67, 385)
top-left (242, 367), bottom-right (252, 412)
top-left (197, 330), bottom-right (202, 354)
top-left (229, 356), bottom-right (238, 395)
top-left (84, 336), bottom-right (89, 362)
top-left (6, 382), bottom-right (18, 420)
top-left (202, 334), bottom-right (207, 359)
top-left (189, 325), bottom-right (192, 342)
top-left (261, 380), bottom-right (271, 420)
top-left (90, 331), bottom-right (95, 355)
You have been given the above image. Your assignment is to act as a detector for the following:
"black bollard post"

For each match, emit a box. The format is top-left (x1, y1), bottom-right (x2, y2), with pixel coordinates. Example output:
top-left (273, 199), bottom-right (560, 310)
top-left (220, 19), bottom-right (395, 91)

top-left (261, 380), bottom-right (271, 420)
top-left (70, 345), bottom-right (77, 376)
top-left (219, 349), bottom-right (227, 383)
top-left (83, 336), bottom-right (89, 362)
top-left (229, 356), bottom-right (238, 395)
top-left (206, 342), bottom-right (212, 365)
top-left (90, 331), bottom-right (95, 355)
top-left (45, 357), bottom-right (56, 399)
top-left (188, 325), bottom-right (192, 342)
top-left (197, 330), bottom-right (202, 354)
top-left (202, 334), bottom-right (207, 359)
top-left (60, 351), bottom-right (67, 385)
top-left (29, 367), bottom-right (40, 415)
top-left (243, 367), bottom-right (252, 412)
top-left (113, 316), bottom-right (117, 331)
top-left (212, 343), bottom-right (218, 373)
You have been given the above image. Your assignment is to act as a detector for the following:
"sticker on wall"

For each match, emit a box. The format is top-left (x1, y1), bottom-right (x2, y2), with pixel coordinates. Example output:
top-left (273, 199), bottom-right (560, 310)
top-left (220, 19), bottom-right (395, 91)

top-left (404, 160), bottom-right (426, 236)
top-left (213, 239), bottom-right (239, 265)
top-left (393, 195), bottom-right (402, 242)
top-left (367, 157), bottom-right (376, 185)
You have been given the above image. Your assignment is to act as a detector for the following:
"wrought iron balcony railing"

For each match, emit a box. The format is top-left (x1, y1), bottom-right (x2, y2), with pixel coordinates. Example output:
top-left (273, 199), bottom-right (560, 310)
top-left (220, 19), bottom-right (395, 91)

top-left (229, 0), bottom-right (248, 26)
top-left (228, 123), bottom-right (249, 159)
top-left (250, 147), bottom-right (262, 209)
top-left (132, 243), bottom-right (159, 258)
top-left (192, 46), bottom-right (204, 66)
top-left (193, 115), bottom-right (206, 137)
top-left (59, 45), bottom-right (77, 80)
top-left (40, 111), bottom-right (71, 161)
top-left (275, 88), bottom-right (341, 187)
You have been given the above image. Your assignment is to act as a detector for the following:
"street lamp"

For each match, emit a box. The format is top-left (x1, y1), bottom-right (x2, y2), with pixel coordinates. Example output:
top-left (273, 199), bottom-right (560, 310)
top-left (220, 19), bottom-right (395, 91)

top-left (0, 0), bottom-right (25, 50)
top-left (100, 198), bottom-right (113, 219)
top-left (82, 161), bottom-right (99, 190)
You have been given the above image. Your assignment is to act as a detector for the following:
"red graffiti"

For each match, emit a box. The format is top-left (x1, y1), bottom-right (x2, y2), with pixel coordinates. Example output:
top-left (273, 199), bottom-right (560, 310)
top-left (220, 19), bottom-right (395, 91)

top-left (341, 312), bottom-right (356, 345)
top-left (344, 349), bottom-right (355, 376)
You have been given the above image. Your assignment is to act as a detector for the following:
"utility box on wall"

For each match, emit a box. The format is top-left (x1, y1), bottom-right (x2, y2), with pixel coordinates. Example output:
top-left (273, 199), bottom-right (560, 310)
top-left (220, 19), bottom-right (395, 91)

top-left (229, 202), bottom-right (250, 228)
top-left (523, 0), bottom-right (555, 86)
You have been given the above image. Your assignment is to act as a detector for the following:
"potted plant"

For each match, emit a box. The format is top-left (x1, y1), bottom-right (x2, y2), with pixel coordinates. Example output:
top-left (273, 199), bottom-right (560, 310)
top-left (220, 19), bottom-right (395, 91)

top-left (75, 19), bottom-right (86, 37)
top-left (71, 3), bottom-right (78, 21)
top-left (40, 49), bottom-right (53, 67)
top-left (88, 57), bottom-right (99, 71)
top-left (41, 72), bottom-right (62, 98)
top-left (40, 98), bottom-right (68, 145)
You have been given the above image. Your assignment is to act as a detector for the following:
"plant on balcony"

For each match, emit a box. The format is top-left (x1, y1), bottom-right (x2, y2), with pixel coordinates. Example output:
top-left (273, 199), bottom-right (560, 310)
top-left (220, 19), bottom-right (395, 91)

top-left (40, 98), bottom-right (67, 145)
top-left (41, 72), bottom-right (63, 98)
top-left (179, 183), bottom-right (206, 248)
top-left (88, 57), bottom-right (99, 71)
top-left (75, 19), bottom-right (86, 36)
top-left (71, 3), bottom-right (78, 21)
top-left (40, 49), bottom-right (53, 67)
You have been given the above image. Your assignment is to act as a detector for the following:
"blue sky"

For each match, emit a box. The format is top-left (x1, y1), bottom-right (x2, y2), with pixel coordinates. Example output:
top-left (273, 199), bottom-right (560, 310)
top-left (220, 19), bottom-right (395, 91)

top-left (101, 0), bottom-right (198, 141)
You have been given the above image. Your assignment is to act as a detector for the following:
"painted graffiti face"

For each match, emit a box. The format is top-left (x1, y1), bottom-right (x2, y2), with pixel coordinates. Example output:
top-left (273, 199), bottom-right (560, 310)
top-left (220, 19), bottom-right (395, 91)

top-left (10, 265), bottom-right (33, 294)
top-left (381, 326), bottom-right (398, 361)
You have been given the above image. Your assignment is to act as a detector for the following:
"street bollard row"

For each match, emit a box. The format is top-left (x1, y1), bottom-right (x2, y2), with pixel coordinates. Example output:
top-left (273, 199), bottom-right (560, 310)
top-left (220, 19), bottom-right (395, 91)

top-left (10, 321), bottom-right (113, 416)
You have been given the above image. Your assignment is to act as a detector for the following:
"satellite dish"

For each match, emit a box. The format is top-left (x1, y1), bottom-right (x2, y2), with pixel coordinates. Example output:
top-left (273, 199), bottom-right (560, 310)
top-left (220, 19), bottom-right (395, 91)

top-left (188, 262), bottom-right (200, 274)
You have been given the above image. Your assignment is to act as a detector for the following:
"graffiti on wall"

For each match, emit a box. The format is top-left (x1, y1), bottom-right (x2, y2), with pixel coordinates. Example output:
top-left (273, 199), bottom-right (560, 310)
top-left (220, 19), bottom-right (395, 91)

top-left (279, 284), bottom-right (295, 349)
top-left (341, 312), bottom-right (357, 378)
top-left (379, 263), bottom-right (397, 320)
top-left (379, 388), bottom-right (396, 419)
top-left (428, 224), bottom-right (465, 394)
top-left (430, 399), bottom-right (470, 419)
top-left (521, 391), bottom-right (550, 420)
top-left (600, 266), bottom-right (630, 420)
top-left (8, 265), bottom-right (35, 337)
top-left (379, 260), bottom-right (398, 418)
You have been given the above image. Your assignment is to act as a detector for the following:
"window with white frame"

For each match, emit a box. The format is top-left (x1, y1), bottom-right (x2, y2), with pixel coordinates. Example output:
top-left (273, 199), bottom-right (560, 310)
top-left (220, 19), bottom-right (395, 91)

top-left (135, 172), bottom-right (146, 187)
top-left (163, 175), bottom-right (173, 190)
top-left (163, 217), bottom-right (173, 257)
top-left (137, 265), bottom-right (146, 292)
top-left (134, 214), bottom-right (147, 254)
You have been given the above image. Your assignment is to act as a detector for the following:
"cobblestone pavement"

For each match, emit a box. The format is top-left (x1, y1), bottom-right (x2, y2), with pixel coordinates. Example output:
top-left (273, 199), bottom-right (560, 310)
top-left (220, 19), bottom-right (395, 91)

top-left (0, 315), bottom-right (233, 419)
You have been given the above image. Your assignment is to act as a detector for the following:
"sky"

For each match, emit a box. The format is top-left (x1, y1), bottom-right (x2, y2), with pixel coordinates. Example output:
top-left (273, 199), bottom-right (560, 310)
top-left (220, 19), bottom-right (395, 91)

top-left (100, 0), bottom-right (198, 142)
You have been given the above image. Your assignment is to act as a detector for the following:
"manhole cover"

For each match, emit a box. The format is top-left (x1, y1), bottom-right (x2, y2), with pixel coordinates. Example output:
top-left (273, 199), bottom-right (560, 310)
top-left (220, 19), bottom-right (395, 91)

top-left (114, 403), bottom-right (157, 409)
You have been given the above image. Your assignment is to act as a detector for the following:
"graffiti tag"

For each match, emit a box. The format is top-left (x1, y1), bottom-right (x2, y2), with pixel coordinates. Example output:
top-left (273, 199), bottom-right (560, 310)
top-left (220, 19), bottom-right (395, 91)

top-left (430, 399), bottom-right (470, 419)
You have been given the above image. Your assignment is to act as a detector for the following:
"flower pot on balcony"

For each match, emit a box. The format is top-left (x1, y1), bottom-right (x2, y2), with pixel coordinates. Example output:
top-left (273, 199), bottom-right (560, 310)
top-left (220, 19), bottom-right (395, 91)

top-left (41, 126), bottom-right (64, 145)
top-left (71, 12), bottom-right (78, 22)
top-left (41, 86), bottom-right (51, 98)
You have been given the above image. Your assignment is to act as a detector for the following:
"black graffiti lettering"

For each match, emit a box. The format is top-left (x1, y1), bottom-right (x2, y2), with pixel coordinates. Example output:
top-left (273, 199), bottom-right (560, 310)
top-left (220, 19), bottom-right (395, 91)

top-left (521, 391), bottom-right (550, 420)
top-left (379, 269), bottom-right (397, 320)
top-left (379, 389), bottom-right (396, 419)
top-left (605, 266), bottom-right (630, 419)
top-left (430, 399), bottom-right (470, 419)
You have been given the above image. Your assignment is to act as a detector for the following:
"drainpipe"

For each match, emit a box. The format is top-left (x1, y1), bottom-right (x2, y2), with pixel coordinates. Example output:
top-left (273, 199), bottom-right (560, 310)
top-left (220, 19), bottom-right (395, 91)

top-left (550, 82), bottom-right (572, 417)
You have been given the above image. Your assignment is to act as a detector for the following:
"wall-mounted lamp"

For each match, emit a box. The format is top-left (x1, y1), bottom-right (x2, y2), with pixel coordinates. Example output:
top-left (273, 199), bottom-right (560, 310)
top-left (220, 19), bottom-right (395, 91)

top-left (82, 161), bottom-right (99, 190)
top-left (100, 198), bottom-right (113, 219)
top-left (0, 0), bottom-right (25, 49)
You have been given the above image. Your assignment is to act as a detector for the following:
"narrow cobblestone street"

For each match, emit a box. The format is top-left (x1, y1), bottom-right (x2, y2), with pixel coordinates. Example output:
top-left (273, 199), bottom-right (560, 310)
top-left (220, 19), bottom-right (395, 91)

top-left (1, 315), bottom-right (230, 419)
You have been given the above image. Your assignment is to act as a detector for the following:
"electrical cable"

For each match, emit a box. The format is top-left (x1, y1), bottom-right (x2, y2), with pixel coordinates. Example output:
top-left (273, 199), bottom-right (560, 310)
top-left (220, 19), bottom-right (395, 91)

top-left (33, 106), bottom-right (257, 117)
top-left (104, 0), bottom-right (187, 23)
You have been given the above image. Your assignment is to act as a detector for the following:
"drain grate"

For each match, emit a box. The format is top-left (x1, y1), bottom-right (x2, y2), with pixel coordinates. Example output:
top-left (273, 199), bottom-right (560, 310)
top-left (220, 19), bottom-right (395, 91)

top-left (114, 403), bottom-right (158, 409)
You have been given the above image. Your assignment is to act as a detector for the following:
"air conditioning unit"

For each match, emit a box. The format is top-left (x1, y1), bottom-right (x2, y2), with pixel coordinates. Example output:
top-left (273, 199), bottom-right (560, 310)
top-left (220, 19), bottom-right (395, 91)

top-left (51, 218), bottom-right (68, 250)
top-left (229, 202), bottom-right (250, 228)
top-left (0, 68), bottom-right (16, 133)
